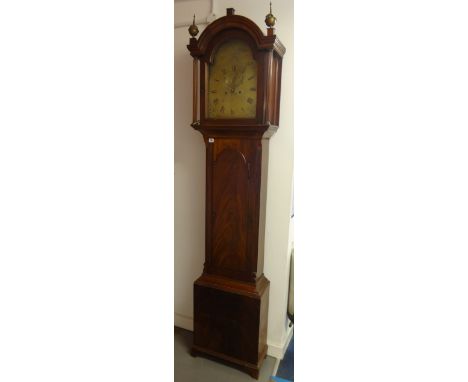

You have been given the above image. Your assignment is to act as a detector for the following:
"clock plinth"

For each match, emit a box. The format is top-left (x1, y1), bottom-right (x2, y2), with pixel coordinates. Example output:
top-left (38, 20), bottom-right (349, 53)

top-left (186, 8), bottom-right (285, 379)
top-left (192, 274), bottom-right (269, 378)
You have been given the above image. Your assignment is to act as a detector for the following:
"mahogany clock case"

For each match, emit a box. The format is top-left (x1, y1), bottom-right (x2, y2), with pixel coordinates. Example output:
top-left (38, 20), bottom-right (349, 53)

top-left (186, 8), bottom-right (286, 379)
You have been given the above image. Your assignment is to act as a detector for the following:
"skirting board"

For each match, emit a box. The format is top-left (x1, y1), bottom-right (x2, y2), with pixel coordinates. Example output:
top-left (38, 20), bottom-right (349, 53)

top-left (174, 313), bottom-right (293, 359)
top-left (174, 313), bottom-right (193, 331)
top-left (268, 323), bottom-right (294, 359)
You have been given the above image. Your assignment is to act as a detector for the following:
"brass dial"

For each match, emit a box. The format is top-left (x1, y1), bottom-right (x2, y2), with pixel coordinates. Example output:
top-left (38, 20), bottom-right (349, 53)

top-left (207, 39), bottom-right (257, 119)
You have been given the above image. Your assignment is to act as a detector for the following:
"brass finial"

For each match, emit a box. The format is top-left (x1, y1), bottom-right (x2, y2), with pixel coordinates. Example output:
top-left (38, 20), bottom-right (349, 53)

top-left (188, 14), bottom-right (199, 37)
top-left (265, 2), bottom-right (276, 28)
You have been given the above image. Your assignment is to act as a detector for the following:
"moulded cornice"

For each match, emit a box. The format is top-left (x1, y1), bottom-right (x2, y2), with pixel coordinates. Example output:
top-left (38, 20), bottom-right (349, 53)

top-left (187, 14), bottom-right (285, 58)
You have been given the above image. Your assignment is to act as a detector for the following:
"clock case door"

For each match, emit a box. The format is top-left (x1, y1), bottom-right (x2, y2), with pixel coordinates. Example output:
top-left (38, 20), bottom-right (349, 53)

top-left (204, 137), bottom-right (266, 283)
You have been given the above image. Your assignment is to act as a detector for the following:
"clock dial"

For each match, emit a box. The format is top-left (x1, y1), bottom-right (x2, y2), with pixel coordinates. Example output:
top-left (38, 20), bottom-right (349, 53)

top-left (207, 39), bottom-right (257, 119)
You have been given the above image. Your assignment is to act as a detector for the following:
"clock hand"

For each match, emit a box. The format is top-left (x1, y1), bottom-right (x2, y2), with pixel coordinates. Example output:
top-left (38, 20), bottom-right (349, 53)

top-left (235, 73), bottom-right (244, 90)
top-left (230, 70), bottom-right (244, 92)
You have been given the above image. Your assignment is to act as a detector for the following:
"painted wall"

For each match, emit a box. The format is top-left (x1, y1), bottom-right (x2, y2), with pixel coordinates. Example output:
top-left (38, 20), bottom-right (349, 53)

top-left (174, 0), bottom-right (294, 357)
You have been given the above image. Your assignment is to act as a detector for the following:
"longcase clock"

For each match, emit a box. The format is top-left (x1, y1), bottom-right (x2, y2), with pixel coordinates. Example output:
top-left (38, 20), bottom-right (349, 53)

top-left (186, 7), bottom-right (285, 379)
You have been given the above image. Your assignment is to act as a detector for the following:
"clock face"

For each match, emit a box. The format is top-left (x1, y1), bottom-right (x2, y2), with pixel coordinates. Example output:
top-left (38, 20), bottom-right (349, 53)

top-left (207, 39), bottom-right (257, 119)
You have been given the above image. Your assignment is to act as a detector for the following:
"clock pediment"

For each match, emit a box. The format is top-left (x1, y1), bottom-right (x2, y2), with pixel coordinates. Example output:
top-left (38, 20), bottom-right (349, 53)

top-left (187, 13), bottom-right (285, 59)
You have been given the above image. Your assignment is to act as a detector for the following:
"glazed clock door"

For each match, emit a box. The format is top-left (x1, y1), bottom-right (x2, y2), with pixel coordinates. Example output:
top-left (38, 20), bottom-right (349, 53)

top-left (207, 38), bottom-right (258, 119)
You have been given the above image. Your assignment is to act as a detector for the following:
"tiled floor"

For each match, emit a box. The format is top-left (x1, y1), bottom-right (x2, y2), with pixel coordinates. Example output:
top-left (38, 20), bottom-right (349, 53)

top-left (174, 327), bottom-right (276, 382)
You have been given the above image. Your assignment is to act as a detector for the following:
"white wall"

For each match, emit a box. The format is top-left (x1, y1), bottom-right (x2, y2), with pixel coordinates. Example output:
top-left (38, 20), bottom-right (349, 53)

top-left (174, 0), bottom-right (294, 358)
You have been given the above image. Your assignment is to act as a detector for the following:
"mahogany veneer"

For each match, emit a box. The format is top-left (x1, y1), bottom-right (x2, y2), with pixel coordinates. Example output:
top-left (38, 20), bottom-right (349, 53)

top-left (186, 8), bottom-right (285, 379)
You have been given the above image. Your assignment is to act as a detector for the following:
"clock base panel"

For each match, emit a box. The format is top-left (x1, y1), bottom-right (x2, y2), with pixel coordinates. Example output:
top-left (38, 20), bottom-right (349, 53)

top-left (193, 274), bottom-right (270, 379)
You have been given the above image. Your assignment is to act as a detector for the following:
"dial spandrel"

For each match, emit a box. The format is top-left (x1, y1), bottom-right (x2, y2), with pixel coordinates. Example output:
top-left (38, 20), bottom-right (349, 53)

top-left (207, 39), bottom-right (257, 119)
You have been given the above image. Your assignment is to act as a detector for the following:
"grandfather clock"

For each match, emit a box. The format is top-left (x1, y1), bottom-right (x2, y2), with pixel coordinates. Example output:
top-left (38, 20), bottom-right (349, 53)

top-left (187, 6), bottom-right (285, 379)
